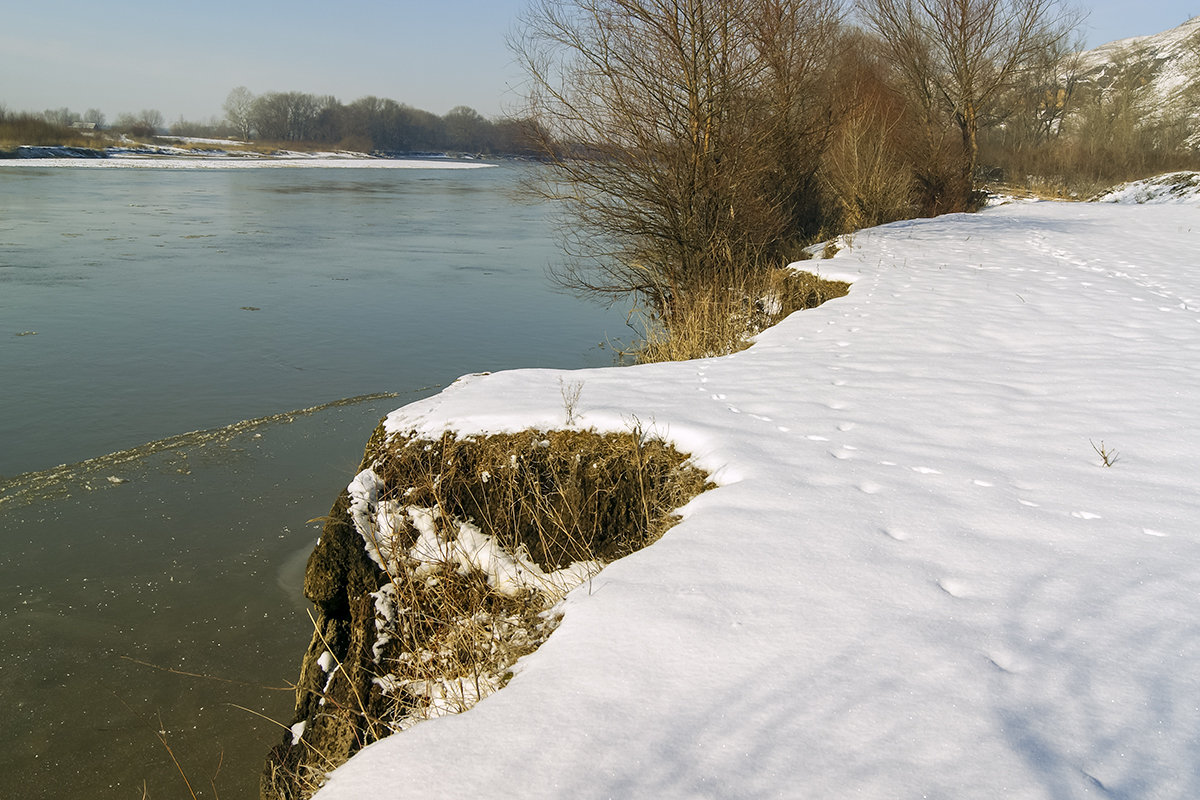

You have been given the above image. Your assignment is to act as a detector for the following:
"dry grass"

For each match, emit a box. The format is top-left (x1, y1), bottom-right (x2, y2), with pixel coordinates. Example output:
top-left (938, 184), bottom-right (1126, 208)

top-left (632, 268), bottom-right (850, 363)
top-left (360, 426), bottom-right (712, 728)
top-left (1091, 439), bottom-right (1120, 467)
top-left (266, 425), bottom-right (712, 799)
top-left (0, 116), bottom-right (110, 151)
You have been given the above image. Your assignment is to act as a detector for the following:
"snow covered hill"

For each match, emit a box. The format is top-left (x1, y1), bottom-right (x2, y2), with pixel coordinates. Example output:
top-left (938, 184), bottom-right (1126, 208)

top-left (1074, 16), bottom-right (1200, 129)
top-left (306, 177), bottom-right (1200, 799)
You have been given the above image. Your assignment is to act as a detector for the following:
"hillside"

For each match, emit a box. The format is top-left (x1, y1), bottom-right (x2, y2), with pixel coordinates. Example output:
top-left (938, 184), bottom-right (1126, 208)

top-left (1074, 16), bottom-right (1200, 131)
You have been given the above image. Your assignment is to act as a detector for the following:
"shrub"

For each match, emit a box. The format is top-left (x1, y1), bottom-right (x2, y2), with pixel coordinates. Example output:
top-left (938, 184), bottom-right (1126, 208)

top-left (631, 267), bottom-right (850, 364)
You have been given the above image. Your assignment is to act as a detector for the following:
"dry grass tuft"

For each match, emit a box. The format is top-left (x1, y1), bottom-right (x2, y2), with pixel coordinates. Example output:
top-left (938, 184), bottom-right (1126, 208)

top-left (632, 268), bottom-right (850, 363)
top-left (359, 427), bottom-right (712, 728)
top-left (266, 425), bottom-right (712, 799)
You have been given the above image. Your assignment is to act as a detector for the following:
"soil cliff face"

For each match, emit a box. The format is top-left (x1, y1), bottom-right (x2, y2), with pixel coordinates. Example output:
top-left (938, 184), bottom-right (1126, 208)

top-left (261, 481), bottom-right (383, 799)
top-left (261, 424), bottom-right (709, 800)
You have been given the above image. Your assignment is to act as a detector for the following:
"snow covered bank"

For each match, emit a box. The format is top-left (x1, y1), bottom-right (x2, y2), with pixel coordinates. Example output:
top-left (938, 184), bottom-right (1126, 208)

top-left (312, 189), bottom-right (1200, 798)
top-left (1094, 170), bottom-right (1200, 204)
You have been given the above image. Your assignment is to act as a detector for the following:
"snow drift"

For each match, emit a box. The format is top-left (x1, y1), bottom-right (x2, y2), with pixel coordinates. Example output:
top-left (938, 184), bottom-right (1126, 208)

top-left (305, 174), bottom-right (1200, 799)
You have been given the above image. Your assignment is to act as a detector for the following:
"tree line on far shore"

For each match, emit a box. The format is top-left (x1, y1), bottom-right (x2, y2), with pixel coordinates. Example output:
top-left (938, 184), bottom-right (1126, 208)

top-left (218, 88), bottom-right (536, 154)
top-left (0, 92), bottom-right (537, 156)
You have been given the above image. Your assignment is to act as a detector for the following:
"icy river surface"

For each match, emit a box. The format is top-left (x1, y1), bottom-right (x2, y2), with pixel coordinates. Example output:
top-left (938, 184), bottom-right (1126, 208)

top-left (0, 160), bottom-right (624, 799)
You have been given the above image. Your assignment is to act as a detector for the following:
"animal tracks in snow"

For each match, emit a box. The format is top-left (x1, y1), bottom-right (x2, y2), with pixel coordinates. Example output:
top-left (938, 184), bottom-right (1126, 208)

top-left (936, 577), bottom-right (973, 598)
top-left (1027, 231), bottom-right (1199, 318)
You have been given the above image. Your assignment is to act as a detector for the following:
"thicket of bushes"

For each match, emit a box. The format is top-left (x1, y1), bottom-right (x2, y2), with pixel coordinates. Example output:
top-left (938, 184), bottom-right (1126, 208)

top-left (980, 38), bottom-right (1200, 195)
top-left (0, 109), bottom-right (103, 151)
top-left (514, 0), bottom-right (1200, 361)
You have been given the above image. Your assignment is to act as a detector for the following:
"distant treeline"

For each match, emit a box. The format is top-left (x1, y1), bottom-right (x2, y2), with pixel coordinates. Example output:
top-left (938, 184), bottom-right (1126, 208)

top-left (217, 88), bottom-right (538, 154)
top-left (0, 91), bottom-right (540, 156)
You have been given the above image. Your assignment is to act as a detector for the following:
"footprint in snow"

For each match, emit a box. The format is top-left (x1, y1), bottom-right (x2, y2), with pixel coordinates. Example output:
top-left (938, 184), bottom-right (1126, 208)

top-left (1071, 511), bottom-right (1102, 520)
top-left (937, 578), bottom-right (971, 598)
top-left (985, 650), bottom-right (1024, 674)
top-left (910, 466), bottom-right (942, 475)
top-left (882, 527), bottom-right (910, 541)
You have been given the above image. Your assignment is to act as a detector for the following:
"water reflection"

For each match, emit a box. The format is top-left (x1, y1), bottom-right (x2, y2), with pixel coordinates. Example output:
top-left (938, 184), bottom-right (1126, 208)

top-left (0, 163), bottom-right (624, 799)
top-left (0, 395), bottom-right (417, 799)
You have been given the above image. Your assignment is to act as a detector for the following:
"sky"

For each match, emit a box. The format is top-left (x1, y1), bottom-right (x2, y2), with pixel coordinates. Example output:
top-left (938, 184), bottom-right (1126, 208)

top-left (0, 0), bottom-right (1196, 125)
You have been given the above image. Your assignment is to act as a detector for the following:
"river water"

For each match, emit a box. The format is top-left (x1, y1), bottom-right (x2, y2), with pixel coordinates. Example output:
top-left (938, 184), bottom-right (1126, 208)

top-left (0, 160), bottom-right (624, 798)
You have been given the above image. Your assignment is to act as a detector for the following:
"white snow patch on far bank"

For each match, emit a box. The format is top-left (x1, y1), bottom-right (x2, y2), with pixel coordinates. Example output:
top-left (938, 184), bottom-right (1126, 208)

top-left (0, 153), bottom-right (495, 170)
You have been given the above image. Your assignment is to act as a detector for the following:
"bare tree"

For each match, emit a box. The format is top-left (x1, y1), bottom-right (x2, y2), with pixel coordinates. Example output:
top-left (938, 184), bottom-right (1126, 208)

top-left (443, 105), bottom-right (490, 151)
top-left (114, 109), bottom-right (164, 137)
top-left (249, 92), bottom-right (335, 142)
top-left (857, 0), bottom-right (1082, 201)
top-left (223, 86), bottom-right (256, 140)
top-left (513, 0), bottom-right (842, 322)
top-left (1006, 31), bottom-right (1081, 145)
top-left (42, 108), bottom-right (79, 127)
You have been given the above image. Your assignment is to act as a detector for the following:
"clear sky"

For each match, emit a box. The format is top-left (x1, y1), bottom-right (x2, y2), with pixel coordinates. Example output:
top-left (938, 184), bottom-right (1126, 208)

top-left (0, 0), bottom-right (1195, 125)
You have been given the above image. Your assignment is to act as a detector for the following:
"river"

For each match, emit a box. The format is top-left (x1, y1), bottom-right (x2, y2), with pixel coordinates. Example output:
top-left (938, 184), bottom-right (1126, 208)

top-left (0, 159), bottom-right (625, 798)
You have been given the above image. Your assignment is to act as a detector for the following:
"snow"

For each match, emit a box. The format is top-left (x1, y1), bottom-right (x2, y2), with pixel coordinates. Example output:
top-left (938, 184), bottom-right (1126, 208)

top-left (316, 179), bottom-right (1200, 798)
top-left (0, 151), bottom-right (493, 170)
top-left (400, 502), bottom-right (601, 599)
top-left (1074, 15), bottom-right (1200, 119)
top-left (1093, 171), bottom-right (1200, 204)
top-left (348, 467), bottom-right (601, 599)
top-left (1077, 14), bottom-right (1200, 72)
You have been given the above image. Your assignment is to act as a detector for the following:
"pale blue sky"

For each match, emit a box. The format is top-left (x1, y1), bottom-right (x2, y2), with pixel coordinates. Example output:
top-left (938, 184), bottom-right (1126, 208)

top-left (0, 0), bottom-right (1195, 125)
